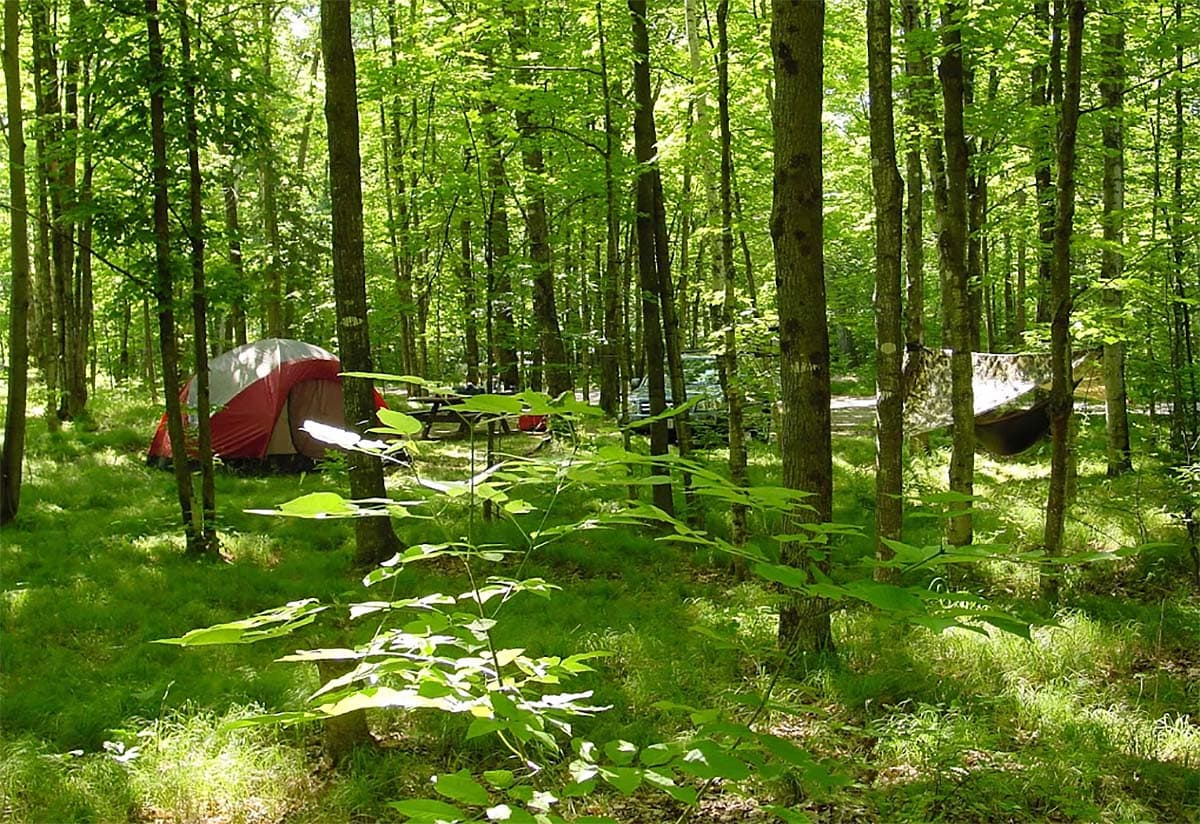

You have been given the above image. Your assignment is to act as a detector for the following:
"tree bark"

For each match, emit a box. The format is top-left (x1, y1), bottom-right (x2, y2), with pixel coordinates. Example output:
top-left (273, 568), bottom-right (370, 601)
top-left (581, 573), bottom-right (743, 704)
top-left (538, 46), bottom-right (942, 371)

top-left (1100, 6), bottom-right (1132, 477)
top-left (512, 6), bottom-right (571, 397)
top-left (321, 0), bottom-right (401, 572)
top-left (2, 0), bottom-right (31, 525)
top-left (630, 0), bottom-right (673, 516)
top-left (182, 0), bottom-right (219, 558)
top-left (461, 216), bottom-right (481, 384)
top-left (597, 2), bottom-right (621, 415)
top-left (1032, 0), bottom-right (1055, 325)
top-left (260, 0), bottom-right (283, 338)
top-left (868, 0), bottom-right (904, 581)
top-left (939, 0), bottom-right (974, 548)
top-left (717, 0), bottom-right (748, 545)
top-left (773, 0), bottom-right (834, 656)
top-left (146, 0), bottom-right (201, 555)
top-left (1041, 0), bottom-right (1084, 602)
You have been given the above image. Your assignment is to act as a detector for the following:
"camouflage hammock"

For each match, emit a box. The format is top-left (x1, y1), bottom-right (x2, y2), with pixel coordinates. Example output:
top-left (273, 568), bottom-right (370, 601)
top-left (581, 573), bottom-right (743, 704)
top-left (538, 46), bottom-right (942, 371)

top-left (902, 348), bottom-right (1091, 455)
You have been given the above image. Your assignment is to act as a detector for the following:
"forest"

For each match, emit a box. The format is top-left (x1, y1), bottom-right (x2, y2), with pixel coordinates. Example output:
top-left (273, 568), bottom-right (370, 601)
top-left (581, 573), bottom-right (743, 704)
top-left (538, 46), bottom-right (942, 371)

top-left (1, 0), bottom-right (1199, 821)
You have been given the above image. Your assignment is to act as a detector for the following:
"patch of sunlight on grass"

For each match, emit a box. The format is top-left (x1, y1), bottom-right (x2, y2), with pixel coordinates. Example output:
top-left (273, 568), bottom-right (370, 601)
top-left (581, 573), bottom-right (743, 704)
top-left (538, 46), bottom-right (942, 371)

top-left (131, 533), bottom-right (188, 558)
top-left (222, 532), bottom-right (282, 567)
top-left (0, 738), bottom-right (134, 824)
top-left (929, 610), bottom-right (1136, 690)
top-left (686, 582), bottom-right (777, 650)
top-left (128, 705), bottom-right (314, 824)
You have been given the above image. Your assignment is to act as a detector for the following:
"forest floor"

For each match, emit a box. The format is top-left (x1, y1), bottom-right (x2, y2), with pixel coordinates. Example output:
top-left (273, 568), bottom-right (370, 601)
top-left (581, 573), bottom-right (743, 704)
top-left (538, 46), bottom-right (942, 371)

top-left (1, 385), bottom-right (1199, 823)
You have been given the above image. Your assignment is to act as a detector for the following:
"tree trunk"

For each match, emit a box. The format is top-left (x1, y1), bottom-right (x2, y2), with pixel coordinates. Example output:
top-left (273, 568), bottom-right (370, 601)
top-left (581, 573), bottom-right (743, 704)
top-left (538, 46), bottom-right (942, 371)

top-left (321, 0), bottom-right (401, 573)
top-left (630, 0), bottom-right (673, 516)
top-left (868, 0), bottom-right (904, 582)
top-left (1041, 0), bottom-right (1084, 602)
top-left (260, 0), bottom-right (283, 338)
top-left (386, 6), bottom-right (418, 381)
top-left (773, 0), bottom-right (834, 657)
top-left (597, 2), bottom-right (621, 415)
top-left (901, 0), bottom-right (924, 354)
top-left (939, 0), bottom-right (974, 548)
top-left (1032, 0), bottom-right (1055, 325)
top-left (2, 0), bottom-right (31, 525)
top-left (512, 7), bottom-right (571, 397)
top-left (182, 0), bottom-right (219, 557)
top-left (1100, 6), bottom-right (1132, 477)
top-left (717, 0), bottom-right (748, 545)
top-left (146, 0), bottom-right (201, 555)
top-left (461, 216), bottom-right (481, 384)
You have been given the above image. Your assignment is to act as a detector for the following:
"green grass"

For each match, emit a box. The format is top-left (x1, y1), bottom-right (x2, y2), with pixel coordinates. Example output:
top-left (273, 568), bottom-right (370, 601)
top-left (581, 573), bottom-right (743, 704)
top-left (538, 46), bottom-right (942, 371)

top-left (2, 387), bottom-right (1198, 822)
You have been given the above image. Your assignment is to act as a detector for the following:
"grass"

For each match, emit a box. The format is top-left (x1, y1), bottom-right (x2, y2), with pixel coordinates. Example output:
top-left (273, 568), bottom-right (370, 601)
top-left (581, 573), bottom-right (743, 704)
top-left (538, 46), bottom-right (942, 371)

top-left (2, 386), bottom-right (1198, 822)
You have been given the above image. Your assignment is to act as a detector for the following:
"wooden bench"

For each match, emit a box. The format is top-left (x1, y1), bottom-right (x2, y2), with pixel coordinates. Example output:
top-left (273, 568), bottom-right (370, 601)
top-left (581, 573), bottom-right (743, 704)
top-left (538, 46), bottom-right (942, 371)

top-left (408, 395), bottom-right (512, 440)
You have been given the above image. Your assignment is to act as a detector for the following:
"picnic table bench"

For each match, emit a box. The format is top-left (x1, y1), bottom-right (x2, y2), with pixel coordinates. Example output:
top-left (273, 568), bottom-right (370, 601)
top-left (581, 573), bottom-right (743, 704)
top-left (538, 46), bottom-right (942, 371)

top-left (408, 394), bottom-right (513, 440)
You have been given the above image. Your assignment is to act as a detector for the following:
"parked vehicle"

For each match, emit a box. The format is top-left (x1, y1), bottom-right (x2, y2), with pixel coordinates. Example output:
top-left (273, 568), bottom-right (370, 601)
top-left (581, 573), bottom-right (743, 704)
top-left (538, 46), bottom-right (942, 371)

top-left (628, 352), bottom-right (773, 445)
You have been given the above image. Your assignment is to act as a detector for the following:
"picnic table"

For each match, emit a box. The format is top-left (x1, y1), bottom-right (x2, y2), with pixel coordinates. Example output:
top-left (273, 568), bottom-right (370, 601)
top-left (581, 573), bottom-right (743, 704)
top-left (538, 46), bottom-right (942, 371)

top-left (408, 394), bottom-right (513, 440)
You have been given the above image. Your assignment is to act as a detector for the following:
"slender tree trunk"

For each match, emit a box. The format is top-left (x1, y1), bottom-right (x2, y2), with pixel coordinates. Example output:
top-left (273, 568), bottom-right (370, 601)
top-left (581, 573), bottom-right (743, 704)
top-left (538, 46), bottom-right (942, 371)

top-left (260, 0), bottom-right (283, 337)
top-left (386, 6), bottom-right (418, 380)
top-left (900, 0), bottom-right (924, 351)
top-left (29, 2), bottom-right (58, 432)
top-left (630, 0), bottom-right (672, 516)
top-left (597, 3), bottom-right (622, 415)
top-left (1041, 0), bottom-right (1084, 602)
top-left (2, 0), bottom-right (31, 525)
top-left (868, 0), bottom-right (904, 581)
top-left (512, 8), bottom-right (570, 397)
top-left (321, 0), bottom-right (401, 574)
top-left (182, 0), bottom-right (218, 557)
top-left (1100, 5), bottom-right (1132, 476)
top-left (461, 216), bottom-right (480, 384)
top-left (940, 0), bottom-right (974, 547)
top-left (1033, 0), bottom-right (1055, 325)
top-left (146, 0), bottom-right (201, 555)
top-left (773, 0), bottom-right (834, 657)
top-left (716, 0), bottom-right (747, 544)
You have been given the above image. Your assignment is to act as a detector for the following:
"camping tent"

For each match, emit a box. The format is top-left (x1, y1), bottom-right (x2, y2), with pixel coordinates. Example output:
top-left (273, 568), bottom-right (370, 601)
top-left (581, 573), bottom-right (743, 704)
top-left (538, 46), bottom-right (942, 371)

top-left (147, 339), bottom-right (385, 470)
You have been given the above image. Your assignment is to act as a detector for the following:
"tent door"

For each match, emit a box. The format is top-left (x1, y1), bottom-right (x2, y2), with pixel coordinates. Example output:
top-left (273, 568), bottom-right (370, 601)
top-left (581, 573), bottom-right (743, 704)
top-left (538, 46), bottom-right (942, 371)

top-left (287, 379), bottom-right (347, 459)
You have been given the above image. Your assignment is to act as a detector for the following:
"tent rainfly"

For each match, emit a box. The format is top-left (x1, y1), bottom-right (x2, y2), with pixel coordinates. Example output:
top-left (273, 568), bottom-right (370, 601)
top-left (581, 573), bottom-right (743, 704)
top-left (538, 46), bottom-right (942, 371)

top-left (147, 339), bottom-right (386, 471)
top-left (902, 348), bottom-right (1094, 456)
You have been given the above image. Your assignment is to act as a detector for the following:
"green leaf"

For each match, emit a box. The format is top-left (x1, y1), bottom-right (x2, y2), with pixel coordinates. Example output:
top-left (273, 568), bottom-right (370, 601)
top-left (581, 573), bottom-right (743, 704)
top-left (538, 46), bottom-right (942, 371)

top-left (434, 770), bottom-right (490, 806)
top-left (752, 562), bottom-right (809, 589)
top-left (455, 394), bottom-right (524, 414)
top-left (679, 742), bottom-right (751, 781)
top-left (842, 580), bottom-right (925, 613)
top-left (482, 770), bottom-right (515, 789)
top-left (154, 599), bottom-right (326, 646)
top-left (603, 739), bottom-right (637, 766)
top-left (486, 804), bottom-right (537, 823)
top-left (376, 408), bottom-right (423, 435)
top-left (765, 806), bottom-right (813, 823)
top-left (599, 766), bottom-right (642, 795)
top-left (388, 798), bottom-right (466, 822)
top-left (278, 492), bottom-right (357, 518)
top-left (639, 743), bottom-right (677, 767)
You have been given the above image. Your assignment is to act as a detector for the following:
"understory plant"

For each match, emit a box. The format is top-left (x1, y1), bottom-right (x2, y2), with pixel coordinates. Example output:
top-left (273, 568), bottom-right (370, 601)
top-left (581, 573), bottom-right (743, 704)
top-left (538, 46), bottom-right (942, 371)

top-left (158, 386), bottom-right (1107, 823)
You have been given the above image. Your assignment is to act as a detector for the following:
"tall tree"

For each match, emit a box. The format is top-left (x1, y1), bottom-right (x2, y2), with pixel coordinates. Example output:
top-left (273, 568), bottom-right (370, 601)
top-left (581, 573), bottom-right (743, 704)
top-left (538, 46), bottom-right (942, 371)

top-left (259, 0), bottom-right (283, 337)
top-left (1041, 0), bottom-right (1085, 601)
top-left (511, 5), bottom-right (571, 397)
top-left (629, 0), bottom-right (673, 516)
top-left (146, 0), bottom-right (201, 555)
top-left (321, 0), bottom-right (401, 568)
top-left (868, 0), bottom-right (904, 580)
top-left (773, 0), bottom-right (834, 656)
top-left (181, 0), bottom-right (218, 557)
top-left (2, 0), bottom-right (31, 525)
top-left (716, 0), bottom-right (748, 544)
top-left (597, 1), bottom-right (621, 415)
top-left (1100, 4), bottom-right (1132, 476)
top-left (939, 0), bottom-right (974, 547)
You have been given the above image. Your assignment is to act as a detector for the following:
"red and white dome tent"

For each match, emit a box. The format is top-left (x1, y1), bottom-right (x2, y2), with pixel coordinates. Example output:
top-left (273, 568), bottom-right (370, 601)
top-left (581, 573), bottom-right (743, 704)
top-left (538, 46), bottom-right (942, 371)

top-left (147, 339), bottom-right (386, 471)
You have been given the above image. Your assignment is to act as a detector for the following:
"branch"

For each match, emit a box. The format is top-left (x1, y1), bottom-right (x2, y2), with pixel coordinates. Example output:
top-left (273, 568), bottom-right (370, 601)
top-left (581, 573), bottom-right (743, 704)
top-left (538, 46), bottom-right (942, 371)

top-left (0, 199), bottom-right (152, 290)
